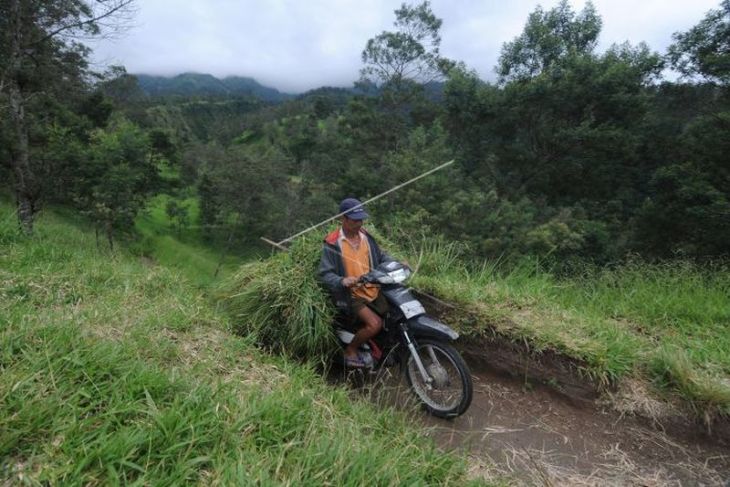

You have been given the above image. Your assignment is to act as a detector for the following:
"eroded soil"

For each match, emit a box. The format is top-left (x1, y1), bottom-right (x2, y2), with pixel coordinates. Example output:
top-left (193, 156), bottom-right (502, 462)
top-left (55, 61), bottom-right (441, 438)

top-left (425, 365), bottom-right (730, 485)
top-left (339, 353), bottom-right (730, 486)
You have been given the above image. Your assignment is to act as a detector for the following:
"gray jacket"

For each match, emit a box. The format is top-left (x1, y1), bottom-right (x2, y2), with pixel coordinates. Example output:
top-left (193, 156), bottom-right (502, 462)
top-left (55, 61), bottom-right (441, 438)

top-left (318, 228), bottom-right (394, 311)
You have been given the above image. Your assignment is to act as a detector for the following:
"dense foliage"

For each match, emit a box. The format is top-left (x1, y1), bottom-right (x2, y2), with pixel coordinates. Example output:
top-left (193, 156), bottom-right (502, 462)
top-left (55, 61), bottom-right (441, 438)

top-left (2, 0), bottom-right (729, 263)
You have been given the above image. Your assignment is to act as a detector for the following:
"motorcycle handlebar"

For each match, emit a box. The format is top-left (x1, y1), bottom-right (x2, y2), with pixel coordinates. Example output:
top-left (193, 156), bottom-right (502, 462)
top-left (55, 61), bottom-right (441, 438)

top-left (357, 274), bottom-right (374, 284)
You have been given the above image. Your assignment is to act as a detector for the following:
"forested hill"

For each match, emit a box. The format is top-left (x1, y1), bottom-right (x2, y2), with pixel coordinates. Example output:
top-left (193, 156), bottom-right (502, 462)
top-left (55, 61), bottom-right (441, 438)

top-left (3, 0), bottom-right (729, 260)
top-left (135, 73), bottom-right (294, 101)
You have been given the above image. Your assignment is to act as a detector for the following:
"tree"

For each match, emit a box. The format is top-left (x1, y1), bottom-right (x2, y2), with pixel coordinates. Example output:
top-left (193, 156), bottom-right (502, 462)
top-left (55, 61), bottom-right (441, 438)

top-left (497, 0), bottom-right (602, 82)
top-left (197, 172), bottom-right (220, 241)
top-left (438, 2), bottom-right (675, 261)
top-left (37, 121), bottom-right (89, 204)
top-left (98, 65), bottom-right (146, 105)
top-left (486, 1), bottom-right (662, 209)
top-left (668, 0), bottom-right (730, 85)
top-left (165, 199), bottom-right (189, 238)
top-left (360, 1), bottom-right (451, 103)
top-left (148, 128), bottom-right (178, 164)
top-left (74, 118), bottom-right (159, 249)
top-left (0, 0), bottom-right (135, 233)
top-left (442, 66), bottom-right (502, 176)
top-left (204, 144), bottom-right (292, 243)
top-left (634, 161), bottom-right (730, 257)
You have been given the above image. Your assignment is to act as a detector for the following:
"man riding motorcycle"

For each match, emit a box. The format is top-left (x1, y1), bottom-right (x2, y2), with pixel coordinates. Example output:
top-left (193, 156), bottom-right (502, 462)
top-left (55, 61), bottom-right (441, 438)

top-left (318, 198), bottom-right (394, 368)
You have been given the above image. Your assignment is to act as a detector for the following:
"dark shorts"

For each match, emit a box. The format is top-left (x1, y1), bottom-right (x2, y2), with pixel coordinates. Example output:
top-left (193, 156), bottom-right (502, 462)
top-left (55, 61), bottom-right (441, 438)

top-left (351, 293), bottom-right (389, 317)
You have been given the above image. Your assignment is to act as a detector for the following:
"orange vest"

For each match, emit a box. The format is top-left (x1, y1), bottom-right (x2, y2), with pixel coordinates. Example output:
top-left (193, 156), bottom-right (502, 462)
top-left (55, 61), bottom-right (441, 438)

top-left (341, 233), bottom-right (379, 302)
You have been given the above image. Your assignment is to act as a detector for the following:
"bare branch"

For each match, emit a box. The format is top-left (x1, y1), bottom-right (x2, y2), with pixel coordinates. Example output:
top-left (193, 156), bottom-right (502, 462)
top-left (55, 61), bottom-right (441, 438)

top-left (35, 0), bottom-right (137, 46)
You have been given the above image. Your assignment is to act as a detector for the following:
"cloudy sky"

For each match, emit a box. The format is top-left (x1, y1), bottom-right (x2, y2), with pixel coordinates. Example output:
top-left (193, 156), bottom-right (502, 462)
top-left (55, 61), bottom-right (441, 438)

top-left (90, 0), bottom-right (720, 93)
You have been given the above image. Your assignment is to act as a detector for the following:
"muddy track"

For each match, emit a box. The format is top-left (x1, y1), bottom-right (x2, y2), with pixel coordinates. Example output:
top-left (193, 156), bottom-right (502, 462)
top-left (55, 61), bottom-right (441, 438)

top-left (336, 344), bottom-right (729, 485)
top-left (427, 343), bottom-right (730, 485)
top-left (336, 317), bottom-right (730, 484)
top-left (457, 332), bottom-right (730, 442)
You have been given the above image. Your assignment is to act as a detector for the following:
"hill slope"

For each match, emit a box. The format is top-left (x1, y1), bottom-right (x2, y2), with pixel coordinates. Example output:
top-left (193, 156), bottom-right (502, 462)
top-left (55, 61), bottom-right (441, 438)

top-left (0, 203), bottom-right (472, 485)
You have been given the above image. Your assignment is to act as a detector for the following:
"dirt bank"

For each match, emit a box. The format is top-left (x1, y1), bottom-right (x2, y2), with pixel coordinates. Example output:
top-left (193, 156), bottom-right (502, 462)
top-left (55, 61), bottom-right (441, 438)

top-left (414, 289), bottom-right (730, 442)
top-left (426, 353), bottom-right (730, 485)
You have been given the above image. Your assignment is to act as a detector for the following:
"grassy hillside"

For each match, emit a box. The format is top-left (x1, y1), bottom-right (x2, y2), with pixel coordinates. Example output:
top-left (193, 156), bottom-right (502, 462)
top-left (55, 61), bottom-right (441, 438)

top-left (411, 240), bottom-right (730, 416)
top-left (0, 203), bottom-right (474, 485)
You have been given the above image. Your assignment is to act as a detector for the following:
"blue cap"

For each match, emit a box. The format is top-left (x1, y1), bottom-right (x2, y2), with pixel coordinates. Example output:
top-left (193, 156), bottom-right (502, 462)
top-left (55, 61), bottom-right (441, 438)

top-left (340, 198), bottom-right (368, 220)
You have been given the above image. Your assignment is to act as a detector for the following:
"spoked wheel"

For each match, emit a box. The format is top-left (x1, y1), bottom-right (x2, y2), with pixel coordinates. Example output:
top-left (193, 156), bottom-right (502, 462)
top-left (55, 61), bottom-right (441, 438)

top-left (405, 340), bottom-right (473, 418)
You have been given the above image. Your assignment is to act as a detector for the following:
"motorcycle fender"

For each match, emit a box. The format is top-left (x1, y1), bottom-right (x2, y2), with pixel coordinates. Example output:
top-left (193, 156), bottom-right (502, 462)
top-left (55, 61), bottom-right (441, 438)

top-left (407, 315), bottom-right (459, 341)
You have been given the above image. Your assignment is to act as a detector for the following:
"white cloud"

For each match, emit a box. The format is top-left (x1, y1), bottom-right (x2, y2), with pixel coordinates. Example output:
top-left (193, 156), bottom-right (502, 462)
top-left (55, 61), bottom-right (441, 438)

top-left (89, 0), bottom-right (723, 92)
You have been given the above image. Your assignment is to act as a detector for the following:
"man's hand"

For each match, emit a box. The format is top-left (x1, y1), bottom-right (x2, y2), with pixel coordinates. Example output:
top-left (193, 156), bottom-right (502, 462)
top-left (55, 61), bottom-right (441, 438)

top-left (341, 276), bottom-right (358, 288)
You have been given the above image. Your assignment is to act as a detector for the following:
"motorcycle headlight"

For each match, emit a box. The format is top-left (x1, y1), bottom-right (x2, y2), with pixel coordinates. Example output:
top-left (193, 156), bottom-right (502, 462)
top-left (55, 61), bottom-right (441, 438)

top-left (388, 268), bottom-right (409, 283)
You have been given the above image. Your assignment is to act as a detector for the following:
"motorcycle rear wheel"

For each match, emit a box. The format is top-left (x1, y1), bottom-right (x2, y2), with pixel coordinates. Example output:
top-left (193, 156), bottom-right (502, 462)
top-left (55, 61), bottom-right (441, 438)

top-left (404, 339), bottom-right (473, 418)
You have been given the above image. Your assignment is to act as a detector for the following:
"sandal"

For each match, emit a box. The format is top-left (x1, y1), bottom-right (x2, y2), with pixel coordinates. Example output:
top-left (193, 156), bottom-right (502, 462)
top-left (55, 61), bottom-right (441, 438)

top-left (359, 351), bottom-right (374, 367)
top-left (344, 354), bottom-right (367, 368)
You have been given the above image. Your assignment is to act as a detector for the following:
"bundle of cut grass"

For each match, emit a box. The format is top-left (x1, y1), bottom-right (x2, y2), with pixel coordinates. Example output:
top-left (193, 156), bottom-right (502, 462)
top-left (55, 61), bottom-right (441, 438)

top-left (218, 233), bottom-right (339, 359)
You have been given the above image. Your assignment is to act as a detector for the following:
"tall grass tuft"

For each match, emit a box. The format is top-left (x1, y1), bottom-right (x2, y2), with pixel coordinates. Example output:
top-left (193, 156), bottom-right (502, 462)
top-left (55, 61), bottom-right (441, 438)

top-left (651, 346), bottom-right (730, 416)
top-left (217, 234), bottom-right (338, 359)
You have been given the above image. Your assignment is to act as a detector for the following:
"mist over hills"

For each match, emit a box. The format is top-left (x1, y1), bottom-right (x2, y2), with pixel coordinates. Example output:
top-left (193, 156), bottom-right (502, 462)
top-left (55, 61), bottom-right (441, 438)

top-left (132, 72), bottom-right (445, 103)
top-left (134, 73), bottom-right (297, 102)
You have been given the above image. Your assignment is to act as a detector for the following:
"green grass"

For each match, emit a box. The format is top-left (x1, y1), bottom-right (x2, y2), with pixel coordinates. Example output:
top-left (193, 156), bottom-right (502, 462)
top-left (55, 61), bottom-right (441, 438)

top-left (0, 202), bottom-right (475, 485)
top-left (409, 238), bottom-right (730, 414)
top-left (134, 193), bottom-right (261, 286)
top-left (551, 262), bottom-right (730, 369)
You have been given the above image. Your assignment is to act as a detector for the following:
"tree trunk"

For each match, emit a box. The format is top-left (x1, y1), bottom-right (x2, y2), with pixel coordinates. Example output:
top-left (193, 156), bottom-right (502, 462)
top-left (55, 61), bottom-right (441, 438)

top-left (106, 221), bottom-right (114, 251)
top-left (7, 0), bottom-right (37, 234)
top-left (9, 81), bottom-right (36, 234)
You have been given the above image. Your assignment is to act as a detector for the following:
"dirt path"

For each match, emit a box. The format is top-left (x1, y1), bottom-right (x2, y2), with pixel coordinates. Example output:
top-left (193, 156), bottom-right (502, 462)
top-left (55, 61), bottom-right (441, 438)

top-left (339, 357), bottom-right (729, 485)
top-left (422, 365), bottom-right (730, 485)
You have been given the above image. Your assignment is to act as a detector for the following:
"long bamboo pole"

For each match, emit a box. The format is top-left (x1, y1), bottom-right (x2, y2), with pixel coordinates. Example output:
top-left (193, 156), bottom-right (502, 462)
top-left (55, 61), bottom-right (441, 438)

top-left (260, 159), bottom-right (454, 249)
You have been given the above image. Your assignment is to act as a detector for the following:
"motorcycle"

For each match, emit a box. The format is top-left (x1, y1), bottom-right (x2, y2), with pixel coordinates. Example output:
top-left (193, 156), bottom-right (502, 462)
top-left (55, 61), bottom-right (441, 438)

top-left (334, 261), bottom-right (473, 418)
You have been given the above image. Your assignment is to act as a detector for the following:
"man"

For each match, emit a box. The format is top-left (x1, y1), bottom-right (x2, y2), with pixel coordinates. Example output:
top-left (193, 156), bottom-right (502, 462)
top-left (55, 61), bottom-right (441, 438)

top-left (318, 198), bottom-right (394, 368)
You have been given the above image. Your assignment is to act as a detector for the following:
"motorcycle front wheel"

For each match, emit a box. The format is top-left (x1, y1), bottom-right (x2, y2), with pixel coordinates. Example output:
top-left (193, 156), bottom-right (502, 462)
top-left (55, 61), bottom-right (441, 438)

top-left (404, 339), bottom-right (473, 418)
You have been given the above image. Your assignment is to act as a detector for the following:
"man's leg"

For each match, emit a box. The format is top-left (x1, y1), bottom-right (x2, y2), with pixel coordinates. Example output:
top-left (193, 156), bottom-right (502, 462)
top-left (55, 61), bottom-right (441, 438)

top-left (344, 305), bottom-right (383, 359)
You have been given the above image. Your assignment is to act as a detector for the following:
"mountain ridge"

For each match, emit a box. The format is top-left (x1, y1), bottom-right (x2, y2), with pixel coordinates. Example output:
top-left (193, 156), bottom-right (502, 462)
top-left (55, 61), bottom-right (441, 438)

top-left (133, 72), bottom-right (444, 102)
top-left (134, 72), bottom-right (295, 102)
